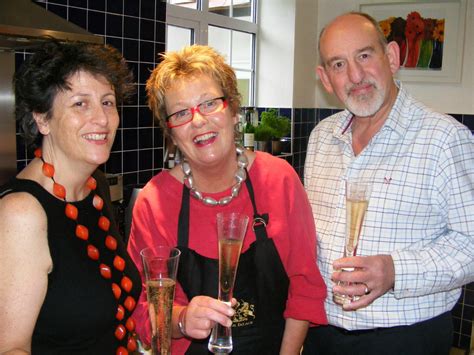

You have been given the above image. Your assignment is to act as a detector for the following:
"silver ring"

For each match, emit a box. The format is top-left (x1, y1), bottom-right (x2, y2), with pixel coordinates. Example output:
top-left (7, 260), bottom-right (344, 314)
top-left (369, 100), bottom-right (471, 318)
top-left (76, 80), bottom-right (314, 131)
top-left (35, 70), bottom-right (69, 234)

top-left (364, 285), bottom-right (370, 295)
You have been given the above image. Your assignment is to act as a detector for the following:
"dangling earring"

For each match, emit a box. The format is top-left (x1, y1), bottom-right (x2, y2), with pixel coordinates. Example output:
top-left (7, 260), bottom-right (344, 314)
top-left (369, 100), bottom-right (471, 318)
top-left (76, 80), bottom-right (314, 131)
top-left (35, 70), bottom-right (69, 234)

top-left (174, 147), bottom-right (182, 165)
top-left (165, 142), bottom-right (177, 169)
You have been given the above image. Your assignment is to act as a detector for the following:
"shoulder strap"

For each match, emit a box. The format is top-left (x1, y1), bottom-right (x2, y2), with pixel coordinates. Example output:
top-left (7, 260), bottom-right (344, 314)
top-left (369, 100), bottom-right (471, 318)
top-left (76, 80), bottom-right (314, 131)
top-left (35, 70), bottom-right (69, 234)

top-left (244, 169), bottom-right (269, 241)
top-left (177, 184), bottom-right (190, 247)
top-left (0, 178), bottom-right (44, 200)
top-left (0, 187), bottom-right (15, 198)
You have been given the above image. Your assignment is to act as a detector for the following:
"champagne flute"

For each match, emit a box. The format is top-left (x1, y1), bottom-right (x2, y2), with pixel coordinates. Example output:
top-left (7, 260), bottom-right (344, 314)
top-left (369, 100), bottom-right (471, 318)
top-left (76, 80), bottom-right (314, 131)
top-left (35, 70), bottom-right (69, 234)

top-left (333, 180), bottom-right (371, 305)
top-left (141, 246), bottom-right (181, 355)
top-left (208, 212), bottom-right (249, 354)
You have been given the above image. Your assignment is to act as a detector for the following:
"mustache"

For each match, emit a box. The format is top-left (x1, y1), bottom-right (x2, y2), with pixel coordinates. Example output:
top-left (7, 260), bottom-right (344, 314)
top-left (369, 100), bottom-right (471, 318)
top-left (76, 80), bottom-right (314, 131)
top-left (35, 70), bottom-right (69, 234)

top-left (346, 80), bottom-right (376, 96)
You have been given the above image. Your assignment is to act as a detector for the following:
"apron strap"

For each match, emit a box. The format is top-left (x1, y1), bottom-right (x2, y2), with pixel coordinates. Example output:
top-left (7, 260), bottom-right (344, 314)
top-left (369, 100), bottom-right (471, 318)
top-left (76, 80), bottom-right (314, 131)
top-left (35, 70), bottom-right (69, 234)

top-left (244, 169), bottom-right (269, 242)
top-left (177, 184), bottom-right (190, 247)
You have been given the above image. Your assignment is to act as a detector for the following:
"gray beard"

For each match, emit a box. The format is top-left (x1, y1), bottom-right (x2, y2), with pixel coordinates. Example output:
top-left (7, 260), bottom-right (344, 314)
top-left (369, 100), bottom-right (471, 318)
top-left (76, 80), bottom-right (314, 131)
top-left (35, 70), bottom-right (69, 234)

top-left (345, 86), bottom-right (385, 117)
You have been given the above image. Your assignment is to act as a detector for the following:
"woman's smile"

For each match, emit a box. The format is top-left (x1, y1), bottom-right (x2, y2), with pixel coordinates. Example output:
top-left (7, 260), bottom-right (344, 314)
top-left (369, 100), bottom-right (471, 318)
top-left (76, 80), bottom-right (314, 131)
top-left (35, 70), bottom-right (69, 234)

top-left (193, 132), bottom-right (218, 146)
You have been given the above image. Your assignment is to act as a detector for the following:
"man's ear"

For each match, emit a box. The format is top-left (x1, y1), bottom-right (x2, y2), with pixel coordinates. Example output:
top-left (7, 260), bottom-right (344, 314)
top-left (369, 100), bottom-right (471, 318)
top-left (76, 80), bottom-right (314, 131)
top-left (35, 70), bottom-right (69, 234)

top-left (33, 112), bottom-right (50, 135)
top-left (316, 65), bottom-right (334, 94)
top-left (386, 41), bottom-right (400, 75)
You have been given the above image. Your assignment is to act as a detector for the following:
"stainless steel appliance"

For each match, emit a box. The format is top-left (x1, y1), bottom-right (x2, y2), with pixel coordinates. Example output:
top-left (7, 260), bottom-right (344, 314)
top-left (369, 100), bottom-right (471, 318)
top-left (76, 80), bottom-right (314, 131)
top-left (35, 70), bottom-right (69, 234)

top-left (0, 51), bottom-right (16, 185)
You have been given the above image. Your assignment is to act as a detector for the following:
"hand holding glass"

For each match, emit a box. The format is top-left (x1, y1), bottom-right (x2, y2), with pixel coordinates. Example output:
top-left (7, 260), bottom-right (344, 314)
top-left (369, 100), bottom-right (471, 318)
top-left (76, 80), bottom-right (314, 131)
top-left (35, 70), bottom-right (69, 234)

top-left (208, 212), bottom-right (249, 354)
top-left (141, 246), bottom-right (181, 355)
top-left (333, 180), bottom-right (371, 306)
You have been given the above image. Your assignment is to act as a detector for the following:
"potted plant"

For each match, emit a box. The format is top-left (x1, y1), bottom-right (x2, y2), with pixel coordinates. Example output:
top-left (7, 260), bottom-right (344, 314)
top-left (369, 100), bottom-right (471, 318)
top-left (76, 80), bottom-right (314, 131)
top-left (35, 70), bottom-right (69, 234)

top-left (253, 124), bottom-right (273, 152)
top-left (259, 109), bottom-right (291, 155)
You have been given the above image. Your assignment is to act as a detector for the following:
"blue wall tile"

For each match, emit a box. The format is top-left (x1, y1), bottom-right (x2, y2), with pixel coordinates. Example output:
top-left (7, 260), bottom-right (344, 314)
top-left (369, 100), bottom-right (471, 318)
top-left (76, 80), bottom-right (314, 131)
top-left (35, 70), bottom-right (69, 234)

top-left (69, 0), bottom-right (87, 7)
top-left (462, 114), bottom-right (474, 132)
top-left (69, 7), bottom-right (87, 28)
top-left (141, 19), bottom-right (155, 41)
top-left (124, 16), bottom-right (139, 39)
top-left (107, 0), bottom-right (123, 14)
top-left (124, 1), bottom-right (140, 17)
top-left (106, 14), bottom-right (123, 37)
top-left (89, 0), bottom-right (105, 11)
top-left (88, 10), bottom-right (105, 35)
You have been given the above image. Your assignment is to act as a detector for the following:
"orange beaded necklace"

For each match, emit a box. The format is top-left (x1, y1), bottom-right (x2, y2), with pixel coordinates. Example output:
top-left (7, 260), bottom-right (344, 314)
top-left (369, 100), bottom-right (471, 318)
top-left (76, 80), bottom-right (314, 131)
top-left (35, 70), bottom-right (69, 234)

top-left (35, 148), bottom-right (138, 355)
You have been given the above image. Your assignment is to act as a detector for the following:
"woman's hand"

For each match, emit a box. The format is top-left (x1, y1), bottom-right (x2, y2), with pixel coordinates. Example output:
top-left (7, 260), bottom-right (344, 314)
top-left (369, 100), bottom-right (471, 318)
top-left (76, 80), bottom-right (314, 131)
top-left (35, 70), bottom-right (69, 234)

top-left (179, 296), bottom-right (236, 339)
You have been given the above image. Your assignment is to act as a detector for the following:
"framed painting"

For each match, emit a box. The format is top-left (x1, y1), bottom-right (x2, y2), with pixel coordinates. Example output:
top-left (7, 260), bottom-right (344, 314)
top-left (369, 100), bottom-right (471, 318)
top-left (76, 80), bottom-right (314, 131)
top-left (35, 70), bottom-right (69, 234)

top-left (360, 0), bottom-right (467, 83)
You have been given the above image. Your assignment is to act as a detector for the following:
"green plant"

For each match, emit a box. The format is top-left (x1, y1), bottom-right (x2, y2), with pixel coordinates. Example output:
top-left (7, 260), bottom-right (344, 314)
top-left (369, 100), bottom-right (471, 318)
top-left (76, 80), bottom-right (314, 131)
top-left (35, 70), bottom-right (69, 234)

top-left (254, 124), bottom-right (274, 141)
top-left (259, 108), bottom-right (291, 139)
top-left (243, 122), bottom-right (255, 134)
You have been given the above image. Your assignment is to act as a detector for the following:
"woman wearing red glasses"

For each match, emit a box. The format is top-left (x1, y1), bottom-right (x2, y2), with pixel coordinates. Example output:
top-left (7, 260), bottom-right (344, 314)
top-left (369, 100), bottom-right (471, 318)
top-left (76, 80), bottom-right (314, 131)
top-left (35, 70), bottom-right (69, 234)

top-left (127, 45), bottom-right (327, 355)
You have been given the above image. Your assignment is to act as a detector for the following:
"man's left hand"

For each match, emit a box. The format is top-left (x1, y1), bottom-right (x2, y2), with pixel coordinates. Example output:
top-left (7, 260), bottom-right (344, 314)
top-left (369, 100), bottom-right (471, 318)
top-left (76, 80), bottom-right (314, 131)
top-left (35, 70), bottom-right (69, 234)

top-left (332, 254), bottom-right (395, 311)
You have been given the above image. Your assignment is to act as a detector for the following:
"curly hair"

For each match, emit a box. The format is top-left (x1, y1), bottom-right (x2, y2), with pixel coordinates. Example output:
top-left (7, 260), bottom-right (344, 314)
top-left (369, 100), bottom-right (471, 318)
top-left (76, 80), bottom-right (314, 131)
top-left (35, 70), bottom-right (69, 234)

top-left (14, 40), bottom-right (135, 147)
top-left (146, 45), bottom-right (241, 138)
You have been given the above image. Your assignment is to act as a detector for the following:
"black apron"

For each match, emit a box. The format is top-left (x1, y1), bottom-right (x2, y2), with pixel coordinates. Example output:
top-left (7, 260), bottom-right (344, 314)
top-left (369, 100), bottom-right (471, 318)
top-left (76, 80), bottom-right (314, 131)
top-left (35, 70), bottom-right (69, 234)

top-left (176, 174), bottom-right (289, 354)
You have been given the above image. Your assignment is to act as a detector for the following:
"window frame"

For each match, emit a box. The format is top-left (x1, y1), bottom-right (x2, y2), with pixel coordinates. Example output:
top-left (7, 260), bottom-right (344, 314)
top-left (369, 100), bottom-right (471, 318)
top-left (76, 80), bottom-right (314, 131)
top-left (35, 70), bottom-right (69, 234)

top-left (166, 0), bottom-right (258, 106)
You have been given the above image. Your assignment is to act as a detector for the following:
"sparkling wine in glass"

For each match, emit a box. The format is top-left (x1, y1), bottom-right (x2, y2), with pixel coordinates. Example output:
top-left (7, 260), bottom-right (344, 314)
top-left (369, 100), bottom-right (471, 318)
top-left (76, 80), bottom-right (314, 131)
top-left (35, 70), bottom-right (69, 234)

top-left (333, 180), bottom-right (371, 306)
top-left (208, 212), bottom-right (249, 354)
top-left (141, 246), bottom-right (181, 355)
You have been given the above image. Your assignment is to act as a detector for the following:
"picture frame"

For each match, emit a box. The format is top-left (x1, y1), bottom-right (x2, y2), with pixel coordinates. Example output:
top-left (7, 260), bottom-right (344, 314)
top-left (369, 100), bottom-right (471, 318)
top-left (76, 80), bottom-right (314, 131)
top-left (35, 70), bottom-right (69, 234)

top-left (360, 0), bottom-right (467, 83)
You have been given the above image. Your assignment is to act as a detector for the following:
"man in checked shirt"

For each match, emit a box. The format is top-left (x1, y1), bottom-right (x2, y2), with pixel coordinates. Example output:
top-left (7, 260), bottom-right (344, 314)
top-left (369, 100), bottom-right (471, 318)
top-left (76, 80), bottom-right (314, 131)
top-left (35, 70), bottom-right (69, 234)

top-left (303, 11), bottom-right (474, 355)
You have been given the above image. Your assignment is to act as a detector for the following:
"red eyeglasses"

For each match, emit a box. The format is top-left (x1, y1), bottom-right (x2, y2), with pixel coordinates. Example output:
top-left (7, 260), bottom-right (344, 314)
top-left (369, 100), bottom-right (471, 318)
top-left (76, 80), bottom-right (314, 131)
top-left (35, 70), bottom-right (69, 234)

top-left (166, 97), bottom-right (227, 128)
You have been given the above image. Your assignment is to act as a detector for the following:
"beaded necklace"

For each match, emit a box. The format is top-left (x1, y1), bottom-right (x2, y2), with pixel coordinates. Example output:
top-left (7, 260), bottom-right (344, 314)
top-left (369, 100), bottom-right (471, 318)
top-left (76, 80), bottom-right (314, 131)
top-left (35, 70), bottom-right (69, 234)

top-left (182, 146), bottom-right (249, 206)
top-left (34, 148), bottom-right (137, 355)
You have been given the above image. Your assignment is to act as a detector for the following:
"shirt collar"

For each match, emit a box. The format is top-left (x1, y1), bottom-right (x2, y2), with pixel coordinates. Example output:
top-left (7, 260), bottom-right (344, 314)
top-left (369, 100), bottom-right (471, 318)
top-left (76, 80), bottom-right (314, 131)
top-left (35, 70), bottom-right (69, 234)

top-left (333, 80), bottom-right (411, 139)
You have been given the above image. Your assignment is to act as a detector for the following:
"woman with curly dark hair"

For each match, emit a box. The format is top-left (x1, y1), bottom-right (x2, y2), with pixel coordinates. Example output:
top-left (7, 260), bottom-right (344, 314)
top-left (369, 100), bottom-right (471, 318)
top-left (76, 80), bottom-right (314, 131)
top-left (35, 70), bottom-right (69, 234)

top-left (0, 41), bottom-right (141, 354)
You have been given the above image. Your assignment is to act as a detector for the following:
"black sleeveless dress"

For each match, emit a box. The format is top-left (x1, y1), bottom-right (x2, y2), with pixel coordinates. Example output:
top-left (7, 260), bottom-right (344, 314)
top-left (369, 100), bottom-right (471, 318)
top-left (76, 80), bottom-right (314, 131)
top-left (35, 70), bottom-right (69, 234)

top-left (0, 171), bottom-right (142, 354)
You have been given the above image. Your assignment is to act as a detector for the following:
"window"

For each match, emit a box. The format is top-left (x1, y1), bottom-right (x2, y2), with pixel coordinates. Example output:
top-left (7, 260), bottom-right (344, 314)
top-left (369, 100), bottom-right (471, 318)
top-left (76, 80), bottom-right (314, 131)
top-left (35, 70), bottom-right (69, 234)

top-left (166, 0), bottom-right (257, 106)
top-left (169, 1), bottom-right (253, 22)
top-left (169, 0), bottom-right (198, 10)
top-left (167, 25), bottom-right (194, 51)
top-left (208, 26), bottom-right (254, 106)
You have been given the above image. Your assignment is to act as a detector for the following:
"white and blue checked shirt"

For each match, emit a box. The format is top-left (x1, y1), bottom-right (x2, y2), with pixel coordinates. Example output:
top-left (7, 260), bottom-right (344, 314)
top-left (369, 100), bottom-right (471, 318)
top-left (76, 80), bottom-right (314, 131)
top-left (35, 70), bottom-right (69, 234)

top-left (304, 82), bottom-right (474, 330)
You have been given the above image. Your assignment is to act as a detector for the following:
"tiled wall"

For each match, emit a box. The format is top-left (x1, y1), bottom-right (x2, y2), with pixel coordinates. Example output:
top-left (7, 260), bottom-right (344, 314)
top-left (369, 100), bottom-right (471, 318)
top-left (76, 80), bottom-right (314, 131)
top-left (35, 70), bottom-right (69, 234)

top-left (292, 108), bottom-right (342, 178)
top-left (293, 108), bottom-right (474, 351)
top-left (16, 0), bottom-right (166, 189)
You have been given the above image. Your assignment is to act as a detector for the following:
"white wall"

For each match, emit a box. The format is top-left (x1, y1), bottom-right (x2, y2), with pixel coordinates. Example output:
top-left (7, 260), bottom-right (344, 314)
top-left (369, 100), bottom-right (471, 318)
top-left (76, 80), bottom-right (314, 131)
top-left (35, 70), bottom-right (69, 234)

top-left (257, 0), bottom-right (474, 114)
top-left (256, 0), bottom-right (296, 107)
top-left (293, 0), bottom-right (319, 108)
